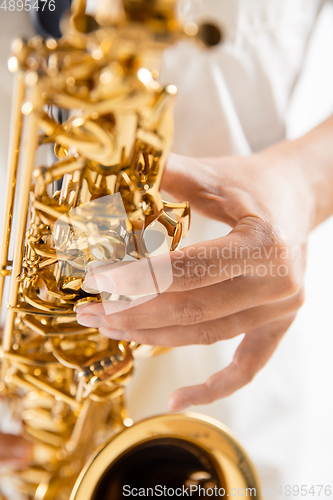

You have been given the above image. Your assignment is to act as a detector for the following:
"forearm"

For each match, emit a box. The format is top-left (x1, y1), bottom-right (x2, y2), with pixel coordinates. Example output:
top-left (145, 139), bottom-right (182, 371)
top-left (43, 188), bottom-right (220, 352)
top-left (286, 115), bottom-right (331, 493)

top-left (260, 115), bottom-right (333, 231)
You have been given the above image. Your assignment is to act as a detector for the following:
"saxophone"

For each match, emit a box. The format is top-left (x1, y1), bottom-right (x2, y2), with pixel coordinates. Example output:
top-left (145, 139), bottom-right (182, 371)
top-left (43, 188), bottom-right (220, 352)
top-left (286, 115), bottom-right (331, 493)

top-left (0, 1), bottom-right (262, 499)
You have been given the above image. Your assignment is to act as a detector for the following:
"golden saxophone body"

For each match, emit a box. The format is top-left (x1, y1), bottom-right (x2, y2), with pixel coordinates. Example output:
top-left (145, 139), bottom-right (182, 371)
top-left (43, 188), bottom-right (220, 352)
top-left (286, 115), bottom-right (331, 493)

top-left (0, 1), bottom-right (261, 499)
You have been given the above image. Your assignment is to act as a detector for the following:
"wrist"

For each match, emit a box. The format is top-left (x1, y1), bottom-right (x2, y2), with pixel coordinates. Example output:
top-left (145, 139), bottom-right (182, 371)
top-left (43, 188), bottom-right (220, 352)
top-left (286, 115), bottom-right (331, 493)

top-left (257, 141), bottom-right (316, 238)
top-left (283, 117), bottom-right (333, 229)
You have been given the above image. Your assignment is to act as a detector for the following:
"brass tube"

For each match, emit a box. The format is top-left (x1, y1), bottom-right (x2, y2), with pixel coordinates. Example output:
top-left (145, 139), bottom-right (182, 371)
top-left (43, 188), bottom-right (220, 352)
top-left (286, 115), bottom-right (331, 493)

top-left (0, 71), bottom-right (24, 312)
top-left (2, 89), bottom-right (38, 352)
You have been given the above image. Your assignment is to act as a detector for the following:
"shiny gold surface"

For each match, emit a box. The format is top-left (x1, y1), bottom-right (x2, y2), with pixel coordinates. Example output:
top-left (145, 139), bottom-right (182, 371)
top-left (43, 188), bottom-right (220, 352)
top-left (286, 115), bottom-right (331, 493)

top-left (0, 2), bottom-right (260, 499)
top-left (71, 414), bottom-right (261, 500)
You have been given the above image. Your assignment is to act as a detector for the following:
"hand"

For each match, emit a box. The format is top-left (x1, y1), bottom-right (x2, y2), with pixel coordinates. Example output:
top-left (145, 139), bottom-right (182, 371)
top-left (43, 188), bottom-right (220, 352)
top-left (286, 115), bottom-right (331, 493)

top-left (76, 142), bottom-right (315, 411)
top-left (0, 431), bottom-right (32, 466)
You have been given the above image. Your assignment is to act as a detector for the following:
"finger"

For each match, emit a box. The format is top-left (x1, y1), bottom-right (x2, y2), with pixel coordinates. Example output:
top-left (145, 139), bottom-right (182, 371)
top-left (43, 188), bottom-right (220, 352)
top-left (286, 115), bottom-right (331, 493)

top-left (161, 153), bottom-right (205, 204)
top-left (0, 433), bottom-right (33, 463)
top-left (85, 215), bottom-right (296, 298)
top-left (84, 225), bottom-right (262, 296)
top-left (167, 315), bottom-right (295, 410)
top-left (76, 274), bottom-right (291, 331)
top-left (97, 291), bottom-right (303, 346)
top-left (162, 154), bottom-right (235, 224)
top-left (76, 292), bottom-right (158, 320)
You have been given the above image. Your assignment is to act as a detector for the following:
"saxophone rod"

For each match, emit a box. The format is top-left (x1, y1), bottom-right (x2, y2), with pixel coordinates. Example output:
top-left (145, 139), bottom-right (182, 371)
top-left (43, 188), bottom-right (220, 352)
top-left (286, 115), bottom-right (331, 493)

top-left (2, 88), bottom-right (39, 352)
top-left (71, 0), bottom-right (87, 17)
top-left (0, 71), bottom-right (24, 312)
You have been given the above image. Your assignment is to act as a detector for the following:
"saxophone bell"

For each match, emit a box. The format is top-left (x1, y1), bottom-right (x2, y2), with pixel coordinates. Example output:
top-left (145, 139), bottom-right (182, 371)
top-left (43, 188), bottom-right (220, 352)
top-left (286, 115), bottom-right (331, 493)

top-left (71, 414), bottom-right (260, 500)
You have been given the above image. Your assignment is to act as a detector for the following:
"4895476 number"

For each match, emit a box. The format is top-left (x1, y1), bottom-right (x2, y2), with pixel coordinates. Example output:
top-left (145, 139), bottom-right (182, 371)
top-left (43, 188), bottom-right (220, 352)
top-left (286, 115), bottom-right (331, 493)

top-left (277, 485), bottom-right (332, 497)
top-left (0, 0), bottom-right (55, 11)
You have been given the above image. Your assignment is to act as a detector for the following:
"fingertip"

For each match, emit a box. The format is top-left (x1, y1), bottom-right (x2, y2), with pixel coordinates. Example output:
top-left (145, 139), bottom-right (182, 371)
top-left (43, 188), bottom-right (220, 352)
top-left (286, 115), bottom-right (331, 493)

top-left (84, 273), bottom-right (115, 294)
top-left (167, 393), bottom-right (190, 413)
top-left (76, 314), bottom-right (108, 328)
top-left (75, 302), bottom-right (94, 315)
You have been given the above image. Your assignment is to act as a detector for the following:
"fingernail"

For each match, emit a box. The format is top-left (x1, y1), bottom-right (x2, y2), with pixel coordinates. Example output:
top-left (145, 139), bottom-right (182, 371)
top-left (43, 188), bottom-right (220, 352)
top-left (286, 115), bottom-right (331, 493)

top-left (75, 302), bottom-right (95, 314)
top-left (99, 328), bottom-right (131, 341)
top-left (76, 314), bottom-right (107, 328)
top-left (85, 273), bottom-right (115, 293)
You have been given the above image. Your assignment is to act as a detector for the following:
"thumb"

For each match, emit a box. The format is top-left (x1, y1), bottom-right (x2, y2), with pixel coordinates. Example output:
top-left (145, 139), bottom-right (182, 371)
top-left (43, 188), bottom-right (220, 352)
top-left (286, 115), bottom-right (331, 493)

top-left (162, 153), bottom-right (203, 203)
top-left (162, 153), bottom-right (231, 224)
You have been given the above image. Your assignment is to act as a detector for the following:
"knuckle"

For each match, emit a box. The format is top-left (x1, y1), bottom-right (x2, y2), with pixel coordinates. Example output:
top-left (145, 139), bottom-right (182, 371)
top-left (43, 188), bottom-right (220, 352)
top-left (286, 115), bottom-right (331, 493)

top-left (251, 217), bottom-right (305, 300)
top-left (117, 262), bottom-right (145, 294)
top-left (294, 287), bottom-right (306, 309)
top-left (251, 218), bottom-right (282, 250)
top-left (127, 273), bottom-right (142, 295)
top-left (202, 382), bottom-right (216, 404)
top-left (197, 325), bottom-right (219, 345)
top-left (175, 256), bottom-right (210, 290)
top-left (240, 367), bottom-right (256, 385)
top-left (116, 315), bottom-right (137, 331)
top-left (175, 300), bottom-right (205, 326)
top-left (278, 270), bottom-right (302, 300)
top-left (252, 218), bottom-right (290, 263)
top-left (236, 357), bottom-right (257, 385)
